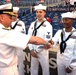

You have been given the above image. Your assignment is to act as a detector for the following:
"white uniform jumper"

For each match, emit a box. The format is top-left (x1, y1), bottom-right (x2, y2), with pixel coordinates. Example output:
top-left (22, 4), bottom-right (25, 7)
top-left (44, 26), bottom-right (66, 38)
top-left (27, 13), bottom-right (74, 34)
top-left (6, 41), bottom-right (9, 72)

top-left (28, 19), bottom-right (52, 75)
top-left (0, 23), bottom-right (30, 75)
top-left (52, 28), bottom-right (76, 75)
top-left (11, 19), bottom-right (26, 75)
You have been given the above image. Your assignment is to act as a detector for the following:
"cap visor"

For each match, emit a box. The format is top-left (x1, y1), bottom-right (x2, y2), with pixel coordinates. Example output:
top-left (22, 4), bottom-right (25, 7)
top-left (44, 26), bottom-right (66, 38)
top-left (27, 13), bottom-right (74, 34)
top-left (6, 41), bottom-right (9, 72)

top-left (3, 11), bottom-right (15, 16)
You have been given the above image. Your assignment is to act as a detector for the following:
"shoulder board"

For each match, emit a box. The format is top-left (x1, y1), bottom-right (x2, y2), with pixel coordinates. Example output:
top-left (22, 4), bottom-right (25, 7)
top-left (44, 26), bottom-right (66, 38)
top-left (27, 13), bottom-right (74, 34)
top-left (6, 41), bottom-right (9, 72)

top-left (2, 28), bottom-right (11, 30)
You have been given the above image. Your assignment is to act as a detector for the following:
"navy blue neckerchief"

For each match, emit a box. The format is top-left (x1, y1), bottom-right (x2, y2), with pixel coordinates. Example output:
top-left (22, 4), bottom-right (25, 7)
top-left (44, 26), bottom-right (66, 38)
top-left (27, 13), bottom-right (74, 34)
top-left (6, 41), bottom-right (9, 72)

top-left (60, 29), bottom-right (76, 53)
top-left (11, 20), bottom-right (19, 29)
top-left (32, 20), bottom-right (45, 36)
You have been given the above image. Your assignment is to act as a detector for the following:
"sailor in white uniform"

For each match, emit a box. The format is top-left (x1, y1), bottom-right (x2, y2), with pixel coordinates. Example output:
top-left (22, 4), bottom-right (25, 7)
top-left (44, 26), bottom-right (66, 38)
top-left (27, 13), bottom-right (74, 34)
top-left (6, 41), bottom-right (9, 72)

top-left (52, 12), bottom-right (76, 75)
top-left (11, 7), bottom-right (25, 33)
top-left (11, 7), bottom-right (26, 75)
top-left (28, 4), bottom-right (53, 75)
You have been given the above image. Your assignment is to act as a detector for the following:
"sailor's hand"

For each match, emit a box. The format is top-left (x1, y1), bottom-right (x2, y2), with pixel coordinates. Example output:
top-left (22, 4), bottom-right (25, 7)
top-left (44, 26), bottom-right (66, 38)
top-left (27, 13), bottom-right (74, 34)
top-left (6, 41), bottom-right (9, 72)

top-left (44, 42), bottom-right (52, 50)
top-left (65, 67), bottom-right (72, 73)
top-left (49, 40), bottom-right (54, 45)
top-left (30, 50), bottom-right (38, 58)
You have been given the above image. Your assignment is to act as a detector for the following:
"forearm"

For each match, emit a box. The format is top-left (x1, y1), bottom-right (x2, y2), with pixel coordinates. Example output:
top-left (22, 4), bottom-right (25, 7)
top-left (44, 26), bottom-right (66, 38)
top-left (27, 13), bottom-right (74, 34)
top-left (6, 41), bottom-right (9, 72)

top-left (69, 59), bottom-right (76, 69)
top-left (28, 36), bottom-right (47, 45)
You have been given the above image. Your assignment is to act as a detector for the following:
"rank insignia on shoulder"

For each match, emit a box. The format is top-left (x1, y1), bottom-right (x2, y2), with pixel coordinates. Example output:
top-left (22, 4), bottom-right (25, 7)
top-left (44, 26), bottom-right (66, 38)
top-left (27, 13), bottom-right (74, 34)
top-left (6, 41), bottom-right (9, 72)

top-left (70, 36), bottom-right (76, 39)
top-left (17, 24), bottom-right (22, 26)
top-left (2, 28), bottom-right (11, 30)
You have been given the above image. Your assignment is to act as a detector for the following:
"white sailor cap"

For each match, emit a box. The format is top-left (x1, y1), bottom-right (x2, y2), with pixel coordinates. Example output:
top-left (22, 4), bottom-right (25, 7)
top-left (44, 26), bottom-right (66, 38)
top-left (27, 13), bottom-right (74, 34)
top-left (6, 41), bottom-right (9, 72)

top-left (61, 12), bottom-right (75, 19)
top-left (34, 4), bottom-right (47, 11)
top-left (0, 3), bottom-right (15, 16)
top-left (13, 7), bottom-right (19, 13)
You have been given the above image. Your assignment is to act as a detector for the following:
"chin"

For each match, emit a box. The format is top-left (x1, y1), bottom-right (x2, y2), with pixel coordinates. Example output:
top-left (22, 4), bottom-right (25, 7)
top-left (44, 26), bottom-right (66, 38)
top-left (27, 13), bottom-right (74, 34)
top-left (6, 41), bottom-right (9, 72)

top-left (64, 25), bottom-right (68, 28)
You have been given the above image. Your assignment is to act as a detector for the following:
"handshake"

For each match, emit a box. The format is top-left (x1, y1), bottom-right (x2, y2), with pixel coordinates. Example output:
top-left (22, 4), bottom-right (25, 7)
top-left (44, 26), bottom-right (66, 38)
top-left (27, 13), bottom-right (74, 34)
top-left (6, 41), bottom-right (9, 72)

top-left (30, 40), bottom-right (54, 58)
top-left (44, 40), bottom-right (54, 50)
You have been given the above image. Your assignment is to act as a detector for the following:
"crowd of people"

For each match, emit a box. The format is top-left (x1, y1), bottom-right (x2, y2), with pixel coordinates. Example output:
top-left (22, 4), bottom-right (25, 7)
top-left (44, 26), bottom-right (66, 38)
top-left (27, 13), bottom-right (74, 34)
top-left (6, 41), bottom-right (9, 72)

top-left (0, 2), bottom-right (76, 75)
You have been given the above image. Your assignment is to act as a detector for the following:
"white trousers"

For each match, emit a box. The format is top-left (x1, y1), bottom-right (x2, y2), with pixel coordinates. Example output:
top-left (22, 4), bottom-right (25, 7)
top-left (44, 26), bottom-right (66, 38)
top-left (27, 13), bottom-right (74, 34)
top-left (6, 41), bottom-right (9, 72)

top-left (31, 50), bottom-right (49, 75)
top-left (57, 53), bottom-right (76, 75)
top-left (0, 65), bottom-right (18, 75)
top-left (17, 50), bottom-right (25, 75)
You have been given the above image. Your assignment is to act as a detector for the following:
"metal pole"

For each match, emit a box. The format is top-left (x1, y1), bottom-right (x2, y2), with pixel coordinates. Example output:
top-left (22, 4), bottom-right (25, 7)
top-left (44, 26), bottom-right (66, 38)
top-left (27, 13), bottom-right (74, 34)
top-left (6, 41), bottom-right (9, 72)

top-left (48, 0), bottom-right (49, 7)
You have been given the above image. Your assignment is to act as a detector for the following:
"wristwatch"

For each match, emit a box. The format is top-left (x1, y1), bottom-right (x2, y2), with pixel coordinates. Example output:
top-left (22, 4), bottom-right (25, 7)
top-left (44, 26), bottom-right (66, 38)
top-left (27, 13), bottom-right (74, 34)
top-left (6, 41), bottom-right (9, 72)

top-left (44, 41), bottom-right (49, 46)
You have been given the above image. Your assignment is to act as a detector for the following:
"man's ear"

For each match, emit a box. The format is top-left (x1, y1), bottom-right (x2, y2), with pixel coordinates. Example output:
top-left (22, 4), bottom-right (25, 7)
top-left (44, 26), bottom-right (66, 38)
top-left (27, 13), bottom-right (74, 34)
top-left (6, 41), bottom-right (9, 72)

top-left (0, 15), bottom-right (4, 22)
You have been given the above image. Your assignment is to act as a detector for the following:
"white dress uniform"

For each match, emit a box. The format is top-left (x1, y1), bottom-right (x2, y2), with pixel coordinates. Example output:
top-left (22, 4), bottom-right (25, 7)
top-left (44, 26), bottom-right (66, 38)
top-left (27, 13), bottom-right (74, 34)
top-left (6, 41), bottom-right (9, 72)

top-left (28, 18), bottom-right (52, 75)
top-left (11, 19), bottom-right (26, 75)
top-left (11, 19), bottom-right (26, 33)
top-left (0, 23), bottom-right (30, 75)
top-left (52, 28), bottom-right (76, 75)
top-left (70, 0), bottom-right (76, 5)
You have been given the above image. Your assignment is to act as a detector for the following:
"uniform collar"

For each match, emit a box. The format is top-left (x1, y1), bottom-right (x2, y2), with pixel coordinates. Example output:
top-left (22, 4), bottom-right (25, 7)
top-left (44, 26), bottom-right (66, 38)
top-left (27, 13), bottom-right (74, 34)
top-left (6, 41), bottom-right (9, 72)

top-left (0, 23), bottom-right (11, 30)
top-left (36, 18), bottom-right (46, 22)
top-left (63, 27), bottom-right (75, 32)
top-left (12, 18), bottom-right (19, 23)
top-left (0, 23), bottom-right (5, 28)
